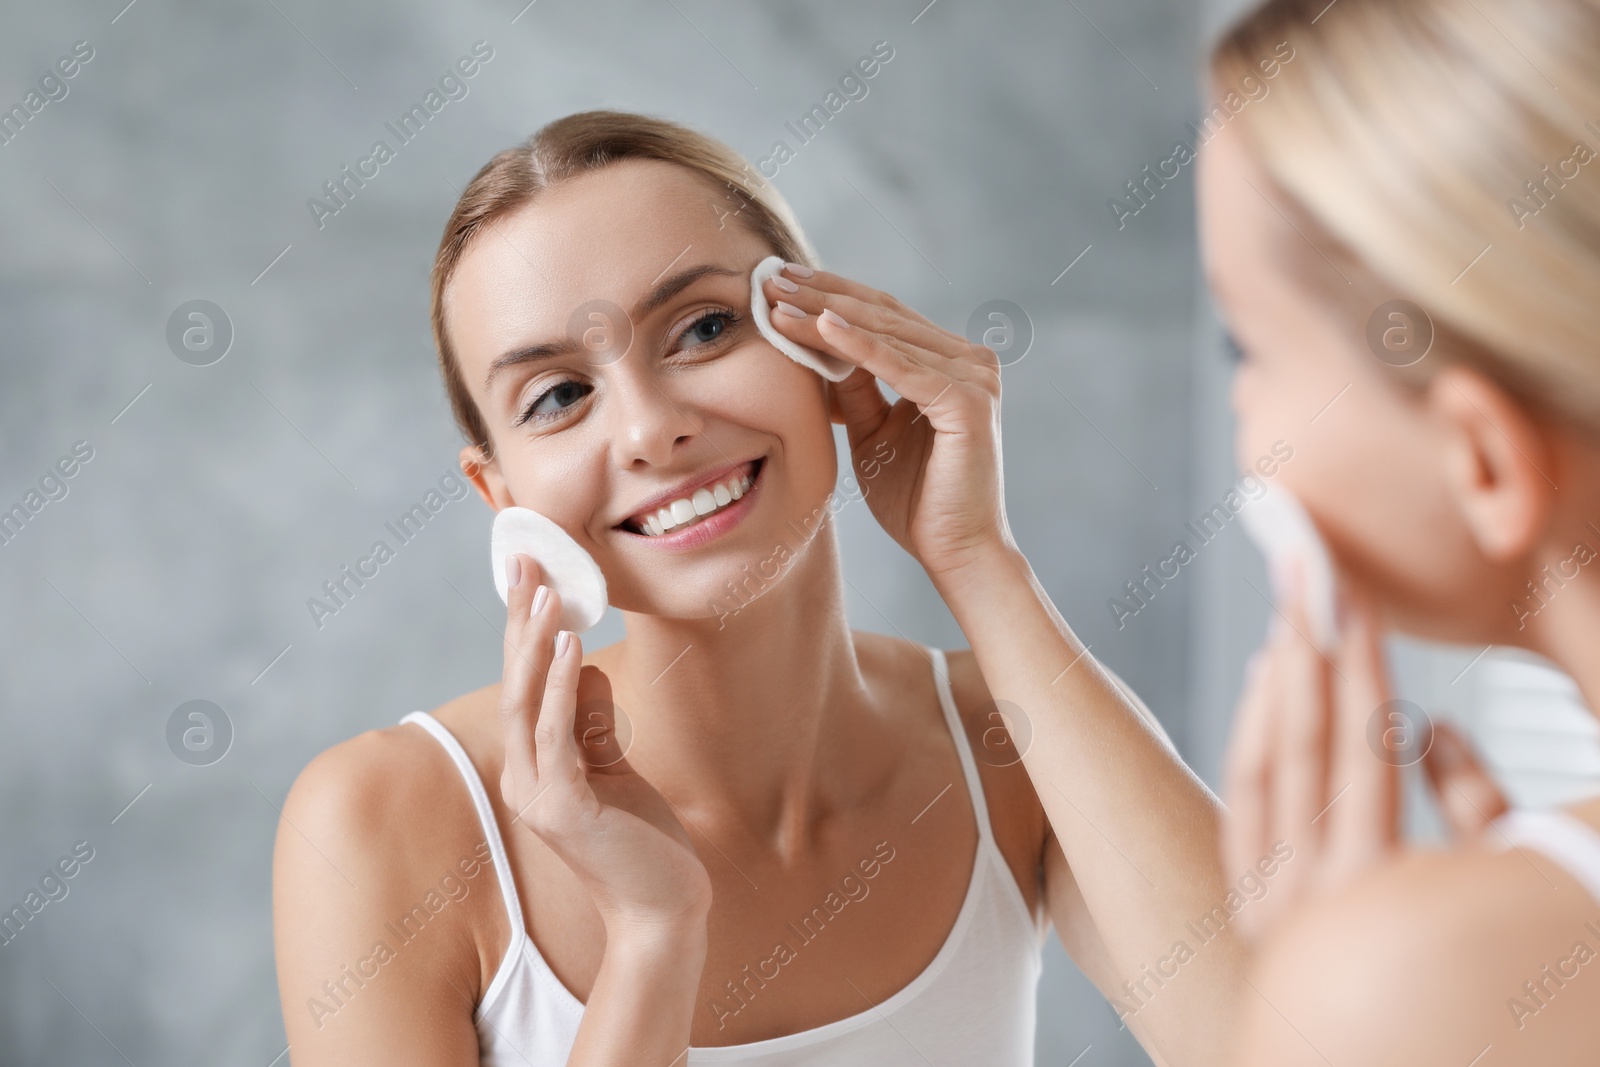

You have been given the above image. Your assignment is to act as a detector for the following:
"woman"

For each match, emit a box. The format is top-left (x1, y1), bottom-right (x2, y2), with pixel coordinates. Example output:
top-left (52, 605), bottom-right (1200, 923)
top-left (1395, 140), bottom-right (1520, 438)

top-left (272, 113), bottom-right (1243, 1064)
top-left (1199, 0), bottom-right (1600, 1063)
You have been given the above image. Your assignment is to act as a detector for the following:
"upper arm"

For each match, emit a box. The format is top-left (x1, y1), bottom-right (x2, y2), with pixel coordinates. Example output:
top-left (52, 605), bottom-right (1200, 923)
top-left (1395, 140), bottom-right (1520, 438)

top-left (1039, 829), bottom-right (1173, 1066)
top-left (273, 730), bottom-right (485, 1066)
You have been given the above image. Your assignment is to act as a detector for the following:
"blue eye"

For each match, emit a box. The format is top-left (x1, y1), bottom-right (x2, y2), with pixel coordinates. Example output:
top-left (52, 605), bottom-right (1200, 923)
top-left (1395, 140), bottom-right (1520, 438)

top-left (675, 309), bottom-right (739, 351)
top-left (517, 379), bottom-right (592, 426)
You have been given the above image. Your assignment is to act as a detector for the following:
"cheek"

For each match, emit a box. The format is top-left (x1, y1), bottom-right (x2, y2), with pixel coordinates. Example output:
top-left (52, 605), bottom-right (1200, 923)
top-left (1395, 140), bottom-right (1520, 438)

top-left (502, 432), bottom-right (610, 542)
top-left (1281, 381), bottom-right (1469, 603)
top-left (721, 342), bottom-right (834, 468)
top-left (1229, 361), bottom-right (1305, 477)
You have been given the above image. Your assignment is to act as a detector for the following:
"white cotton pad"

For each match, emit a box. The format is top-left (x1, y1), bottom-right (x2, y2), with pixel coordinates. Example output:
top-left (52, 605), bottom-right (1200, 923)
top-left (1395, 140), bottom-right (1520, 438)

top-left (749, 255), bottom-right (854, 382)
top-left (1238, 483), bottom-right (1340, 653)
top-left (491, 506), bottom-right (609, 633)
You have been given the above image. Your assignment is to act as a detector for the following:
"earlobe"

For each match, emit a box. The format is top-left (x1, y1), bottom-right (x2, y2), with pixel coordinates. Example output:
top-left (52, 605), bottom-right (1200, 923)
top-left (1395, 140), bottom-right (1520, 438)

top-left (1427, 366), bottom-right (1556, 561)
top-left (458, 444), bottom-right (510, 510)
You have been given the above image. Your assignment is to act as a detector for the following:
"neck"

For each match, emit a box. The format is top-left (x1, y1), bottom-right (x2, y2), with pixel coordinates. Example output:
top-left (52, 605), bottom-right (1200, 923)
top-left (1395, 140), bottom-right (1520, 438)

top-left (603, 524), bottom-right (874, 850)
top-left (1524, 557), bottom-right (1600, 717)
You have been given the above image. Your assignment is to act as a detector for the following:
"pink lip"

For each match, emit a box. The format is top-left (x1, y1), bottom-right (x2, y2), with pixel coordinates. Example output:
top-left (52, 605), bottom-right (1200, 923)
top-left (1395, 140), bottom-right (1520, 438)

top-left (620, 458), bottom-right (765, 550)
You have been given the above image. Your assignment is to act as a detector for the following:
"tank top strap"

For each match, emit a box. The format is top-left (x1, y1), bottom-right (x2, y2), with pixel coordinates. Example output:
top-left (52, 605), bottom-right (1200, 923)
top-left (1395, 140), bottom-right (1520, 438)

top-left (923, 645), bottom-right (998, 849)
top-left (1492, 806), bottom-right (1600, 908)
top-left (400, 710), bottom-right (527, 941)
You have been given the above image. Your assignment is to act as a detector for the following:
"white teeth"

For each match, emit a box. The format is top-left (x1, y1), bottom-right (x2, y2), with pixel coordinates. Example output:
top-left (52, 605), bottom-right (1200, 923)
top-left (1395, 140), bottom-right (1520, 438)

top-left (634, 468), bottom-right (756, 536)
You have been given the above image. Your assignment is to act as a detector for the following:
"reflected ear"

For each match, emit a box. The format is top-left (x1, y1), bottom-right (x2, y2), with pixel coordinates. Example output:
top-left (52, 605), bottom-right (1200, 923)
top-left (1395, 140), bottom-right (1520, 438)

top-left (459, 444), bottom-right (512, 510)
top-left (1426, 365), bottom-right (1557, 561)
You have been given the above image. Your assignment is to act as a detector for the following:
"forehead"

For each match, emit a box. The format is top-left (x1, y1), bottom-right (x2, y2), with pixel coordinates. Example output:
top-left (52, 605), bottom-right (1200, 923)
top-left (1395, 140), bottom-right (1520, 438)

top-left (445, 159), bottom-right (767, 367)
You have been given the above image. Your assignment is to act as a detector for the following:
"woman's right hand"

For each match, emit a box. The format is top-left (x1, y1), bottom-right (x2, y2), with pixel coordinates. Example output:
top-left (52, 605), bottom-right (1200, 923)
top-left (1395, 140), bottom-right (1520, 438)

top-left (499, 554), bottom-right (713, 939)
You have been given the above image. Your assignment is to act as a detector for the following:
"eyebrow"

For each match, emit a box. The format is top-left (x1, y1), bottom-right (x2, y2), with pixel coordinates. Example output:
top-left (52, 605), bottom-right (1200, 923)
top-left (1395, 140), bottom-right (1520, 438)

top-left (483, 263), bottom-right (745, 392)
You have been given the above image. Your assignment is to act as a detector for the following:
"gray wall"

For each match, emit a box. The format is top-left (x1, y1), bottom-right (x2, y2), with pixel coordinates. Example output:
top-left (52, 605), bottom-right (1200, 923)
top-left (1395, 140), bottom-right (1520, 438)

top-left (0, 2), bottom-right (1224, 1063)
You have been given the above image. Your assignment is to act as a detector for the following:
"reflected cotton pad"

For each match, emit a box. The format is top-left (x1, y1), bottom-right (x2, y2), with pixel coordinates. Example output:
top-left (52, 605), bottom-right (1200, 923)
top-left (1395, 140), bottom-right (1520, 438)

top-left (750, 255), bottom-right (854, 382)
top-left (1238, 482), bottom-right (1340, 652)
top-left (491, 507), bottom-right (608, 633)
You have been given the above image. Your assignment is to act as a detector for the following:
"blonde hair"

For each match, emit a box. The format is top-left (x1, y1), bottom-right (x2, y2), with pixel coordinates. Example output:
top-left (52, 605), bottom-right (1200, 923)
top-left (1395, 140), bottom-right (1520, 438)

top-left (1212, 0), bottom-right (1600, 428)
top-left (430, 110), bottom-right (818, 459)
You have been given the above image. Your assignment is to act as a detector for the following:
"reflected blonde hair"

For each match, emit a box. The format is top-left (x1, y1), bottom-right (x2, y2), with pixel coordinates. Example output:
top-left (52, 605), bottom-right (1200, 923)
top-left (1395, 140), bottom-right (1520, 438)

top-left (430, 110), bottom-right (818, 459)
top-left (1213, 0), bottom-right (1600, 428)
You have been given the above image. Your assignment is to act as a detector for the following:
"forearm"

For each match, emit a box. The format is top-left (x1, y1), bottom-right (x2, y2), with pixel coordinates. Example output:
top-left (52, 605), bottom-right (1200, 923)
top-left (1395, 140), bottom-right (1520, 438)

top-left (568, 923), bottom-right (708, 1066)
top-left (932, 544), bottom-right (1245, 1062)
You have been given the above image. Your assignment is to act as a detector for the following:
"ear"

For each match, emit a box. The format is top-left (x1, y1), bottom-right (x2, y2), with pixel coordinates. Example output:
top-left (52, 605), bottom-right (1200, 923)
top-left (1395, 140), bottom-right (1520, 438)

top-left (458, 444), bottom-right (512, 510)
top-left (1425, 365), bottom-right (1557, 561)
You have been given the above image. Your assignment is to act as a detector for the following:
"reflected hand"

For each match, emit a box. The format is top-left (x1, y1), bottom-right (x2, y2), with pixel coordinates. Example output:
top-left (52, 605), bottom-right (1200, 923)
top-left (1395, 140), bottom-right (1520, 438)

top-left (1221, 566), bottom-right (1511, 944)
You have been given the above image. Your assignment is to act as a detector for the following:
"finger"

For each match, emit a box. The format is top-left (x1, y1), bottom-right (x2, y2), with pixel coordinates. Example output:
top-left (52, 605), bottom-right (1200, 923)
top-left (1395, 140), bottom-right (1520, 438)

top-left (763, 276), bottom-right (974, 369)
top-left (1268, 560), bottom-right (1334, 880)
top-left (1421, 720), bottom-right (1509, 838)
top-left (532, 616), bottom-right (587, 795)
top-left (500, 571), bottom-right (561, 810)
top-left (765, 283), bottom-right (993, 389)
top-left (776, 262), bottom-right (953, 338)
top-left (826, 368), bottom-right (893, 431)
top-left (1325, 591), bottom-right (1401, 875)
top-left (573, 666), bottom-right (635, 776)
top-left (1222, 648), bottom-right (1277, 938)
top-left (503, 552), bottom-right (545, 638)
top-left (813, 312), bottom-right (970, 417)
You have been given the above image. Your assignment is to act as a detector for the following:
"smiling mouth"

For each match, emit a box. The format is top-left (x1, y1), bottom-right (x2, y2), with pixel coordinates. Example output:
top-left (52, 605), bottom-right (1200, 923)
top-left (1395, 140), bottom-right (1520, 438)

top-left (619, 458), bottom-right (764, 537)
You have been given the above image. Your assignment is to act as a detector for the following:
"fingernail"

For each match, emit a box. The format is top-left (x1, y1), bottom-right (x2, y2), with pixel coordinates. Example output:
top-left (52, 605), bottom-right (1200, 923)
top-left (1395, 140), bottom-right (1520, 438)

top-left (555, 629), bottom-right (571, 657)
top-left (506, 556), bottom-right (522, 589)
top-left (532, 584), bottom-right (548, 615)
top-left (820, 308), bottom-right (850, 329)
top-left (771, 274), bottom-right (799, 293)
top-left (784, 261), bottom-right (815, 278)
top-left (775, 300), bottom-right (807, 319)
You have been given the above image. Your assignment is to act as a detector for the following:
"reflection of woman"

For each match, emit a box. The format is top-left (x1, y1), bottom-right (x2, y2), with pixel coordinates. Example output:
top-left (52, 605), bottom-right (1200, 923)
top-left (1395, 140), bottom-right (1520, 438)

top-left (1199, 0), bottom-right (1600, 1063)
top-left (273, 113), bottom-right (1244, 1064)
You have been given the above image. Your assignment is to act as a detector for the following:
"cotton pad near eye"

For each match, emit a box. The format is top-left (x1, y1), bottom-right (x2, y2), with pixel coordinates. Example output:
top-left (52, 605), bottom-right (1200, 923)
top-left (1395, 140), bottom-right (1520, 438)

top-left (750, 255), bottom-right (854, 382)
top-left (491, 506), bottom-right (609, 633)
top-left (1238, 482), bottom-right (1340, 653)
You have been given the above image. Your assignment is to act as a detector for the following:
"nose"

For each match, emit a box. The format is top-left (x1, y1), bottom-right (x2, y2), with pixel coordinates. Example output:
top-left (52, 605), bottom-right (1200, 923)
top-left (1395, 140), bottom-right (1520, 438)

top-left (605, 370), bottom-right (704, 469)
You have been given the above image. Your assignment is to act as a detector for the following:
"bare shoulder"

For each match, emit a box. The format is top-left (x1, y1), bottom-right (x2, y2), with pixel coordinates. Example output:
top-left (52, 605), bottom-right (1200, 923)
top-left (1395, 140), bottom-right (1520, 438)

top-left (1241, 845), bottom-right (1600, 1066)
top-left (278, 685), bottom-right (501, 871)
top-left (271, 693), bottom-right (507, 1062)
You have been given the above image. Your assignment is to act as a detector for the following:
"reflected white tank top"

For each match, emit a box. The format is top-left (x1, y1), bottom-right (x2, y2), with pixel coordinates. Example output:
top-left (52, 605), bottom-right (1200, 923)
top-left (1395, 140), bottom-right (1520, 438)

top-left (1493, 805), bottom-right (1600, 905)
top-left (399, 644), bottom-right (1045, 1065)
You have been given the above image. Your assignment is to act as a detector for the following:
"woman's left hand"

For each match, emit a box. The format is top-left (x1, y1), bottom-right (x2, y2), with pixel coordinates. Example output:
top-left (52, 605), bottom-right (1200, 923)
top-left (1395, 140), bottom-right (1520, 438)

top-left (760, 264), bottom-right (1014, 580)
top-left (1221, 568), bottom-right (1510, 943)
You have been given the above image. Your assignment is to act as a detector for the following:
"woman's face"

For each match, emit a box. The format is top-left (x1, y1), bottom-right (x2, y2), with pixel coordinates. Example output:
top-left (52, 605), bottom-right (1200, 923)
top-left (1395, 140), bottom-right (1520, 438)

top-left (444, 159), bottom-right (838, 618)
top-left (1197, 128), bottom-right (1510, 643)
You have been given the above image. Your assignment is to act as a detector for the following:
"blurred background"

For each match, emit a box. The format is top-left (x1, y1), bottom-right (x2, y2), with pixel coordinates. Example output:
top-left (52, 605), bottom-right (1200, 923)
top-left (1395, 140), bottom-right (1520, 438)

top-left (2, 1), bottom-right (1596, 1064)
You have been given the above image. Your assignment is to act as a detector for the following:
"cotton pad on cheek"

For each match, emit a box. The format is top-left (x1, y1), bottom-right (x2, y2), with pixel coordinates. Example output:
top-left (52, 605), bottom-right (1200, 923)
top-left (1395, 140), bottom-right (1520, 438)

top-left (1238, 482), bottom-right (1340, 653)
top-left (749, 255), bottom-right (854, 382)
top-left (491, 506), bottom-right (609, 633)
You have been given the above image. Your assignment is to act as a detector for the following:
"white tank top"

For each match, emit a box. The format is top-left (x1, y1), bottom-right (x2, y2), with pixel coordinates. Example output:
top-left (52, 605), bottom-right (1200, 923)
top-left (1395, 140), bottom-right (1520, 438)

top-left (399, 644), bottom-right (1044, 1065)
